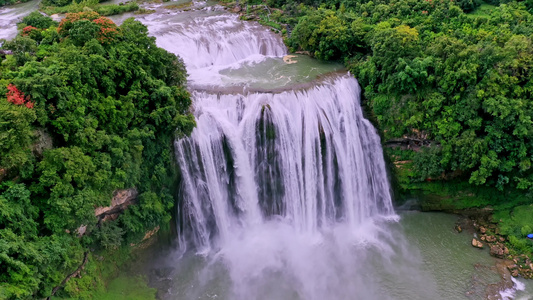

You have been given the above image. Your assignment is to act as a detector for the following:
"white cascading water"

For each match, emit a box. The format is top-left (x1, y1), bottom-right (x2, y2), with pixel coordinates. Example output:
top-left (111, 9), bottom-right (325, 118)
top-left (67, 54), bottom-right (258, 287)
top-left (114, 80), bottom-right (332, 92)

top-left (176, 77), bottom-right (396, 251)
top-left (143, 8), bottom-right (432, 300)
top-left (0, 0), bottom-right (40, 40)
top-left (143, 12), bottom-right (286, 70)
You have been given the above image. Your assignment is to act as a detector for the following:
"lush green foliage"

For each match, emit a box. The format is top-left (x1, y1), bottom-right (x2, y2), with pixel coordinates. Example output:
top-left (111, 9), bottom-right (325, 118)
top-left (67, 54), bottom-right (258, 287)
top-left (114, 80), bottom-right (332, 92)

top-left (275, 0), bottom-right (533, 193)
top-left (0, 12), bottom-right (194, 298)
top-left (92, 276), bottom-right (157, 300)
top-left (41, 0), bottom-right (106, 8)
top-left (495, 205), bottom-right (533, 254)
top-left (41, 0), bottom-right (140, 17)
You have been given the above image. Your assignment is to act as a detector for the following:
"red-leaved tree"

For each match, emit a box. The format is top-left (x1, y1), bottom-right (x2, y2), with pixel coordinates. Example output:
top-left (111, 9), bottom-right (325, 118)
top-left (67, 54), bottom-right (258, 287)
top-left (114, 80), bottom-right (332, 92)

top-left (58, 12), bottom-right (118, 44)
top-left (6, 84), bottom-right (34, 108)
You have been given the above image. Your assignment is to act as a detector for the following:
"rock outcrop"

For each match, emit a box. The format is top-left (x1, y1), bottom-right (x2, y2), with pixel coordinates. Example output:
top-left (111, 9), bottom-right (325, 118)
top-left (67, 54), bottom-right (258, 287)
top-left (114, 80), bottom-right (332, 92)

top-left (490, 244), bottom-right (509, 258)
top-left (33, 128), bottom-right (53, 157)
top-left (472, 238), bottom-right (484, 248)
top-left (95, 188), bottom-right (138, 222)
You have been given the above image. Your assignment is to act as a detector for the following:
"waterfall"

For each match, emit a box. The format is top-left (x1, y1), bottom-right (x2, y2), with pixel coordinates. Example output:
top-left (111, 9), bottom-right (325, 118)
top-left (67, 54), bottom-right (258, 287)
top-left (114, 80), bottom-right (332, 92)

top-left (142, 9), bottom-right (412, 299)
top-left (175, 75), bottom-right (395, 252)
top-left (143, 13), bottom-right (287, 70)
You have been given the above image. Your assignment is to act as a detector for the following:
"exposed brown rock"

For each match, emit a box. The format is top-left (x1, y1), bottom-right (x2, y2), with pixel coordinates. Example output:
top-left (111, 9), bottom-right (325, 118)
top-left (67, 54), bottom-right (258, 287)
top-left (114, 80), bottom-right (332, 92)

top-left (283, 55), bottom-right (298, 64)
top-left (485, 259), bottom-right (515, 298)
top-left (95, 188), bottom-right (138, 221)
top-left (472, 238), bottom-right (484, 248)
top-left (295, 50), bottom-right (311, 56)
top-left (142, 226), bottom-right (160, 242)
top-left (130, 226), bottom-right (160, 250)
top-left (486, 235), bottom-right (497, 243)
top-left (490, 244), bottom-right (509, 258)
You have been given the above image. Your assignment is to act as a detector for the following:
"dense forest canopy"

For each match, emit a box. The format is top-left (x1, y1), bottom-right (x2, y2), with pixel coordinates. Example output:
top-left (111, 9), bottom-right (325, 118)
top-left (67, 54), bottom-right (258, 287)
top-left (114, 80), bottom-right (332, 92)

top-left (267, 0), bottom-right (533, 192)
top-left (0, 11), bottom-right (194, 299)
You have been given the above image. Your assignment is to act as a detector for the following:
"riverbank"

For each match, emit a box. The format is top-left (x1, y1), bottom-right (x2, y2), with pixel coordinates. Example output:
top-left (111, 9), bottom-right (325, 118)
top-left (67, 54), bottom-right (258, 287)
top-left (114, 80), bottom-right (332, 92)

top-left (395, 173), bottom-right (533, 280)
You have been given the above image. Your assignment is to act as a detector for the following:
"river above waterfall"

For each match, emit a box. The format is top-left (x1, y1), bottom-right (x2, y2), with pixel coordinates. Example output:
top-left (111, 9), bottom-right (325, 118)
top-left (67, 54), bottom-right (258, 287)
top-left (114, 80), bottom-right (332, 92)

top-left (0, 0), bottom-right (39, 40)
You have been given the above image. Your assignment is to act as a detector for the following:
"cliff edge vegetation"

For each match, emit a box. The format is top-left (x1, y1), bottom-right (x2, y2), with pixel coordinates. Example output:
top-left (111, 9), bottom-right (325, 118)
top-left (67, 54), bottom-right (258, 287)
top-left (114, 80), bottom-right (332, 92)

top-left (0, 11), bottom-right (194, 299)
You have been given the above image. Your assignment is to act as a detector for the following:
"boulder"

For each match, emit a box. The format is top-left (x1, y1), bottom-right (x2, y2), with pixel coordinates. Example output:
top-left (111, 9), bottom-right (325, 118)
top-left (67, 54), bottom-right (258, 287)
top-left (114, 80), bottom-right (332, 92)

top-left (77, 225), bottom-right (87, 238)
top-left (283, 55), bottom-right (298, 64)
top-left (490, 244), bottom-right (509, 258)
top-left (486, 235), bottom-right (497, 243)
top-left (33, 129), bottom-right (53, 157)
top-left (472, 238), bottom-right (483, 248)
